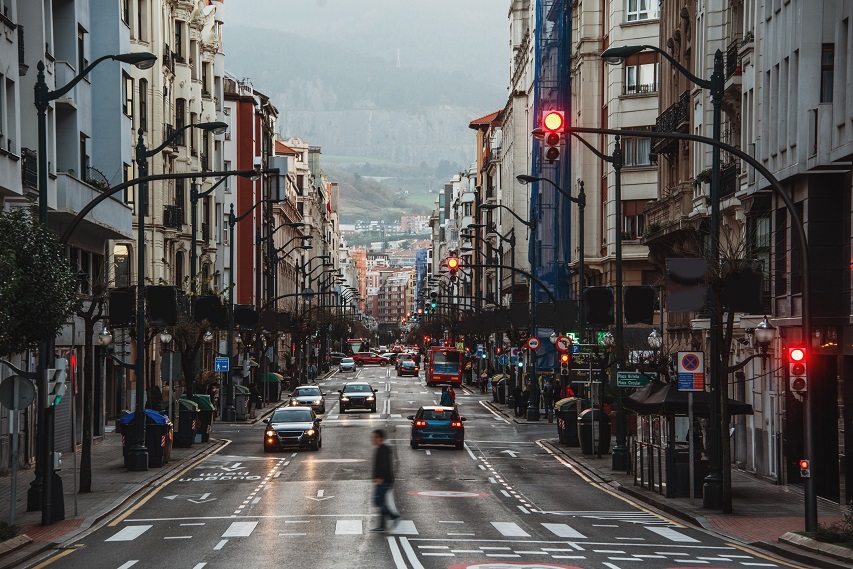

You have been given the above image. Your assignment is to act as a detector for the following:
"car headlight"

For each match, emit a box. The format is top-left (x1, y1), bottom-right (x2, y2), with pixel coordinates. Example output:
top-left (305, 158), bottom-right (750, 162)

top-left (312, 400), bottom-right (321, 405)
top-left (305, 429), bottom-right (316, 436)
top-left (265, 430), bottom-right (275, 437)
top-left (341, 396), bottom-right (350, 401)
top-left (366, 395), bottom-right (375, 401)
top-left (290, 400), bottom-right (299, 406)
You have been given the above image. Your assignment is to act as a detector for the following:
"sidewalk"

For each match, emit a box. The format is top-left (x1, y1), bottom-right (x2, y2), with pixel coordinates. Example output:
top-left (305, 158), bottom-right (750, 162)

top-left (484, 399), bottom-right (853, 569)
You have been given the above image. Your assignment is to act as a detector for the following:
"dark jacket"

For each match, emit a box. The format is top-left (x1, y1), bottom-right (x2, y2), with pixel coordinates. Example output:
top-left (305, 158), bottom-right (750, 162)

top-left (373, 443), bottom-right (394, 484)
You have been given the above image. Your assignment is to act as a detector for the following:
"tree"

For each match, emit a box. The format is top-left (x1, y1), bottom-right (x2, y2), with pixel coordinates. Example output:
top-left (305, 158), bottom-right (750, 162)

top-left (0, 208), bottom-right (80, 357)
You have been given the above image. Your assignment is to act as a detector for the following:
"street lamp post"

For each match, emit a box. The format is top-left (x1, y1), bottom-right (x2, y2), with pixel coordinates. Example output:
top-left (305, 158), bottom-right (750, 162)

top-left (480, 205), bottom-right (522, 306)
top-left (601, 43), bottom-right (725, 508)
top-left (28, 51), bottom-right (157, 522)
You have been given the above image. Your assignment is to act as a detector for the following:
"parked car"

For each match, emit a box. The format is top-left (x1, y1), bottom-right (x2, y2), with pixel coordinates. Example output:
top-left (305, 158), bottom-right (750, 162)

top-left (397, 360), bottom-right (419, 377)
top-left (381, 352), bottom-right (398, 364)
top-left (328, 352), bottom-right (347, 365)
top-left (288, 385), bottom-right (326, 414)
top-left (338, 382), bottom-right (378, 413)
top-left (339, 357), bottom-right (356, 373)
top-left (408, 406), bottom-right (465, 449)
top-left (352, 352), bottom-right (390, 366)
top-left (395, 352), bottom-right (415, 371)
top-left (263, 407), bottom-right (322, 452)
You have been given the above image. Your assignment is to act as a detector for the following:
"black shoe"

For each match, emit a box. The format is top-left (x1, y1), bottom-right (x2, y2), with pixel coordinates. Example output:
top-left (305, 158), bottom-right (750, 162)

top-left (370, 526), bottom-right (385, 533)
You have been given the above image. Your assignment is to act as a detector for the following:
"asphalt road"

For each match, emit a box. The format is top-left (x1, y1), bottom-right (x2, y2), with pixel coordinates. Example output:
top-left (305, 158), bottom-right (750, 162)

top-left (24, 365), bottom-right (795, 569)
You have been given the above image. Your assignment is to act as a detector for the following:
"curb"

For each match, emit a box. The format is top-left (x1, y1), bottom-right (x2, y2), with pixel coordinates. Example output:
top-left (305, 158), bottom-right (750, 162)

top-left (777, 532), bottom-right (853, 568)
top-left (482, 400), bottom-right (551, 426)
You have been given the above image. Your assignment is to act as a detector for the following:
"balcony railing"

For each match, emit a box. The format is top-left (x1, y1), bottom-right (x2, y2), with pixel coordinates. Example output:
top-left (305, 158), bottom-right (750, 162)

top-left (21, 148), bottom-right (37, 190)
top-left (651, 91), bottom-right (690, 154)
top-left (725, 37), bottom-right (741, 79)
top-left (163, 43), bottom-right (173, 72)
top-left (163, 205), bottom-right (183, 228)
top-left (487, 146), bottom-right (501, 163)
top-left (623, 82), bottom-right (658, 95)
top-left (165, 123), bottom-right (177, 148)
top-left (201, 222), bottom-right (210, 243)
top-left (201, 153), bottom-right (209, 171)
top-left (720, 162), bottom-right (739, 198)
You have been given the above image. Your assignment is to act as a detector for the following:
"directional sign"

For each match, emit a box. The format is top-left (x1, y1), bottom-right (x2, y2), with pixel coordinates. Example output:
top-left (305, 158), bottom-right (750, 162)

top-left (214, 357), bottom-right (230, 372)
top-left (498, 354), bottom-right (509, 366)
top-left (677, 351), bottom-right (705, 391)
top-left (555, 335), bottom-right (571, 352)
top-left (0, 376), bottom-right (36, 410)
top-left (525, 337), bottom-right (540, 351)
top-left (617, 371), bottom-right (658, 388)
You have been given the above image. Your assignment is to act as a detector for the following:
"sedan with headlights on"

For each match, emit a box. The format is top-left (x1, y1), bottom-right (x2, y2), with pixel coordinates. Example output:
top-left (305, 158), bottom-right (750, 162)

top-left (263, 407), bottom-right (322, 452)
top-left (287, 385), bottom-right (326, 414)
top-left (339, 357), bottom-right (356, 373)
top-left (338, 382), bottom-right (378, 413)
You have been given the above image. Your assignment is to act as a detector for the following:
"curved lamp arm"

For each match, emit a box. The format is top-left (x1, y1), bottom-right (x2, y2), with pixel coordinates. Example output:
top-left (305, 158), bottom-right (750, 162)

top-left (480, 203), bottom-right (532, 228)
top-left (45, 53), bottom-right (157, 103)
top-left (601, 44), bottom-right (711, 89)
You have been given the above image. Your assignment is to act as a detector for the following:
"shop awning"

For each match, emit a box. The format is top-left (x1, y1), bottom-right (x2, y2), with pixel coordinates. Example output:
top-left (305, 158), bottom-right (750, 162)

top-left (623, 380), bottom-right (753, 417)
top-left (261, 372), bottom-right (285, 383)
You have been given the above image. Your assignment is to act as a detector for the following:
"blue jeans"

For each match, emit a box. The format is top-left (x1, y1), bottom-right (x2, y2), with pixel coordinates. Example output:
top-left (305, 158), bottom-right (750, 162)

top-left (373, 483), bottom-right (397, 528)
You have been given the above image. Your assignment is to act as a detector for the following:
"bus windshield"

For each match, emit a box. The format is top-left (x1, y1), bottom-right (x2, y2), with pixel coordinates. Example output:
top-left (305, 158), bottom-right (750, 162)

top-left (432, 350), bottom-right (461, 364)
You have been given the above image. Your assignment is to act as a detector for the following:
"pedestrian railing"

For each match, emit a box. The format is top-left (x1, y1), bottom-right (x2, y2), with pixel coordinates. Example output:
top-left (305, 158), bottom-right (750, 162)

top-left (633, 437), bottom-right (666, 495)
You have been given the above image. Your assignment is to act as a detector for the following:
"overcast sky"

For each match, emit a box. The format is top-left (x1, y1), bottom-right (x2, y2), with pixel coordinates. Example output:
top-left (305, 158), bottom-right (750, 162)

top-left (228, 0), bottom-right (509, 85)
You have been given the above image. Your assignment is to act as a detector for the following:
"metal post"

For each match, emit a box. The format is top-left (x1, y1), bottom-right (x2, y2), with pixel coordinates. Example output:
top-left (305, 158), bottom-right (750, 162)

top-left (527, 191), bottom-right (540, 421)
top-left (127, 128), bottom-right (149, 471)
top-left (703, 50), bottom-right (724, 510)
top-left (223, 205), bottom-right (236, 422)
top-left (612, 137), bottom-right (628, 471)
top-left (190, 178), bottom-right (198, 295)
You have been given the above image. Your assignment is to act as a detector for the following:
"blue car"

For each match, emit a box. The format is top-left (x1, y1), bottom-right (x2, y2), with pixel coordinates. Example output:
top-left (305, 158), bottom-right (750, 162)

top-left (408, 406), bottom-right (466, 450)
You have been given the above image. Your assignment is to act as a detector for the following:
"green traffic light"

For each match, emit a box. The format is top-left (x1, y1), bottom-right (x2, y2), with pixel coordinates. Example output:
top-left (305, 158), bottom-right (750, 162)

top-left (431, 302), bottom-right (436, 308)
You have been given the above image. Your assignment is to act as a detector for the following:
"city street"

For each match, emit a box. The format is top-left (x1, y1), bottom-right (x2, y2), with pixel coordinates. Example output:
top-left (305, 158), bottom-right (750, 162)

top-left (17, 364), bottom-right (794, 569)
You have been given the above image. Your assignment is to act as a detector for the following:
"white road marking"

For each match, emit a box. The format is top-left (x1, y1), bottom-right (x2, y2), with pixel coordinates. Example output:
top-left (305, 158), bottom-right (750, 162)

top-left (447, 533), bottom-right (475, 536)
top-left (391, 520), bottom-right (418, 535)
top-left (646, 526), bottom-right (699, 543)
top-left (251, 497), bottom-right (261, 504)
top-left (542, 523), bottom-right (587, 539)
top-left (518, 506), bottom-right (530, 514)
top-left (191, 564), bottom-right (207, 569)
top-left (222, 521), bottom-right (258, 537)
top-left (116, 562), bottom-right (138, 569)
top-left (278, 533), bottom-right (307, 536)
top-left (438, 520), bottom-right (463, 523)
top-left (335, 520), bottom-right (363, 535)
top-left (399, 537), bottom-right (426, 569)
top-left (164, 536), bottom-right (192, 540)
top-left (180, 523), bottom-right (205, 526)
top-left (106, 525), bottom-right (152, 542)
top-left (492, 522), bottom-right (530, 537)
top-left (213, 540), bottom-right (227, 550)
top-left (387, 536), bottom-right (408, 569)
top-left (463, 442), bottom-right (478, 461)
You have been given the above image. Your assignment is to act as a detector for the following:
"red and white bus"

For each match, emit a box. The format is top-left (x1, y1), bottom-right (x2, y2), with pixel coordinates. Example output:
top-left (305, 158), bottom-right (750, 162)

top-left (426, 346), bottom-right (463, 387)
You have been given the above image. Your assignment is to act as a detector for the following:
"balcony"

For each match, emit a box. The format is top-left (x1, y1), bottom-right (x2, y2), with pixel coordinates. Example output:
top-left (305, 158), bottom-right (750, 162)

top-left (53, 173), bottom-right (132, 239)
top-left (21, 148), bottom-right (37, 191)
top-left (641, 183), bottom-right (695, 251)
top-left (720, 162), bottom-right (739, 199)
top-left (163, 205), bottom-right (184, 228)
top-left (163, 43), bottom-right (173, 73)
top-left (724, 37), bottom-right (742, 102)
top-left (201, 153), bottom-right (209, 171)
top-left (201, 222), bottom-right (210, 243)
top-left (487, 146), bottom-right (501, 163)
top-left (651, 91), bottom-right (689, 154)
top-left (623, 82), bottom-right (658, 96)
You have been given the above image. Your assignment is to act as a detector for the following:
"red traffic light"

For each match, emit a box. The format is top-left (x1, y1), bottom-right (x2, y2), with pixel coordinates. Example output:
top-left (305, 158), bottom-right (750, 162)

top-left (543, 111), bottom-right (564, 132)
top-left (447, 257), bottom-right (460, 270)
top-left (799, 459), bottom-right (810, 469)
top-left (790, 347), bottom-right (806, 362)
top-left (560, 353), bottom-right (570, 363)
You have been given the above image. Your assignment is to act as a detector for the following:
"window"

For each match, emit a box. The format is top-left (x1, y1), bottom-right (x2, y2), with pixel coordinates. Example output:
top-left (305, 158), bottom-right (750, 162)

top-left (224, 160), bottom-right (231, 192)
top-left (124, 163), bottom-right (133, 205)
top-left (139, 79), bottom-right (147, 131)
top-left (820, 44), bottom-right (834, 103)
top-left (114, 244), bottom-right (131, 287)
top-left (175, 98), bottom-right (185, 145)
top-left (122, 73), bottom-right (133, 117)
top-left (174, 21), bottom-right (184, 61)
top-left (623, 137), bottom-right (652, 166)
top-left (626, 0), bottom-right (658, 21)
top-left (176, 177), bottom-right (185, 209)
top-left (622, 201), bottom-right (646, 239)
top-left (77, 27), bottom-right (86, 74)
top-left (121, 0), bottom-right (129, 24)
top-left (136, 0), bottom-right (146, 40)
top-left (623, 53), bottom-right (658, 94)
top-left (79, 133), bottom-right (88, 179)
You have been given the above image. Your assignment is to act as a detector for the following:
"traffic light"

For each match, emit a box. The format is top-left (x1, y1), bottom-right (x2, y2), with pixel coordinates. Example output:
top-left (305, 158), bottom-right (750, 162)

top-left (584, 287), bottom-right (615, 328)
top-left (46, 357), bottom-right (68, 408)
top-left (542, 110), bottom-right (564, 163)
top-left (495, 346), bottom-right (502, 356)
top-left (788, 347), bottom-right (808, 393)
top-left (559, 352), bottom-right (570, 377)
top-left (447, 256), bottom-right (460, 277)
top-left (799, 459), bottom-right (811, 478)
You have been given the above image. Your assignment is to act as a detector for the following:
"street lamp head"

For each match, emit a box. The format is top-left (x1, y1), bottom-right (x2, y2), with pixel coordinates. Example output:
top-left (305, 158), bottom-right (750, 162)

top-left (203, 330), bottom-right (214, 343)
top-left (753, 316), bottom-right (777, 347)
top-left (97, 326), bottom-right (113, 346)
top-left (114, 52), bottom-right (157, 69)
top-left (479, 204), bottom-right (498, 211)
top-left (287, 222), bottom-right (306, 228)
top-left (301, 245), bottom-right (313, 250)
top-left (516, 174), bottom-right (542, 185)
top-left (196, 121), bottom-right (229, 135)
top-left (603, 331), bottom-right (615, 347)
top-left (600, 45), bottom-right (647, 65)
top-left (467, 223), bottom-right (486, 229)
top-left (160, 330), bottom-right (173, 344)
top-left (647, 328), bottom-right (663, 349)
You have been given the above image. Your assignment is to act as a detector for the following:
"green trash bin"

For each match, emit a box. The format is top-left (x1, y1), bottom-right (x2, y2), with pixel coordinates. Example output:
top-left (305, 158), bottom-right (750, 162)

top-left (175, 398), bottom-right (199, 448)
top-left (555, 398), bottom-right (581, 446)
top-left (234, 384), bottom-right (250, 420)
top-left (192, 395), bottom-right (215, 442)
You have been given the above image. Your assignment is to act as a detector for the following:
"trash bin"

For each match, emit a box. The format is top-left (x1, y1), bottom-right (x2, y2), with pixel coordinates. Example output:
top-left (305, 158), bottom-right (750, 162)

top-left (174, 398), bottom-right (199, 448)
top-left (577, 408), bottom-right (611, 455)
top-left (119, 410), bottom-right (173, 467)
top-left (192, 395), bottom-right (215, 443)
top-left (554, 398), bottom-right (580, 446)
top-left (261, 373), bottom-right (282, 403)
top-left (234, 384), bottom-right (250, 420)
top-left (673, 451), bottom-right (706, 497)
top-left (492, 376), bottom-right (507, 404)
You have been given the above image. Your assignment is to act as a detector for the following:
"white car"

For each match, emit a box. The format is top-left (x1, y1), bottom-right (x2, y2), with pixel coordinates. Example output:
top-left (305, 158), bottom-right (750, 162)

top-left (339, 357), bottom-right (356, 373)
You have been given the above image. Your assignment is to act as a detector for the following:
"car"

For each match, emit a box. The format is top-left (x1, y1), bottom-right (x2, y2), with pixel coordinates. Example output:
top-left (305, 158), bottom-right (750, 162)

top-left (338, 382), bottom-right (378, 413)
top-left (328, 352), bottom-right (347, 365)
top-left (339, 357), bottom-right (356, 373)
top-left (352, 352), bottom-right (390, 366)
top-left (287, 385), bottom-right (326, 414)
top-left (395, 352), bottom-right (414, 371)
top-left (408, 406), bottom-right (466, 449)
top-left (397, 360), bottom-right (420, 377)
top-left (263, 407), bottom-right (322, 452)
top-left (381, 352), bottom-right (399, 364)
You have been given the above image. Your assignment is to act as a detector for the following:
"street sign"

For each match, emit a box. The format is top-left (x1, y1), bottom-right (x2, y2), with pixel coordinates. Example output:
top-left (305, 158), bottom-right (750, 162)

top-left (510, 347), bottom-right (519, 364)
top-left (677, 351), bottom-right (705, 391)
top-left (555, 335), bottom-right (571, 352)
top-left (498, 354), bottom-right (509, 366)
top-left (617, 371), bottom-right (658, 388)
top-left (525, 337), bottom-right (540, 350)
top-left (572, 344), bottom-right (580, 353)
top-left (0, 376), bottom-right (35, 410)
top-left (214, 357), bottom-right (230, 372)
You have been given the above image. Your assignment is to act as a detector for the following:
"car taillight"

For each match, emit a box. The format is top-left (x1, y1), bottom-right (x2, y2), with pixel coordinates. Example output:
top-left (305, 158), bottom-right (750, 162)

top-left (415, 420), bottom-right (428, 427)
top-left (451, 421), bottom-right (463, 428)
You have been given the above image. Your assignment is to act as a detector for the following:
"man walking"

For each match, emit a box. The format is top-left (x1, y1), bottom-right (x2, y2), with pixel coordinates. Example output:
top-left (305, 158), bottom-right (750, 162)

top-left (371, 429), bottom-right (400, 532)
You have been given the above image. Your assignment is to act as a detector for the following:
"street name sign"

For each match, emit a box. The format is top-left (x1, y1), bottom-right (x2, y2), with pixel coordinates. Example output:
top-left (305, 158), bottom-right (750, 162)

top-left (617, 371), bottom-right (658, 388)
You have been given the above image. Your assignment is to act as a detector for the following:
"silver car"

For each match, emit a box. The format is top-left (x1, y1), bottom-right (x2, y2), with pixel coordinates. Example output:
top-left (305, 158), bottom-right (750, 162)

top-left (339, 357), bottom-right (356, 373)
top-left (288, 385), bottom-right (326, 414)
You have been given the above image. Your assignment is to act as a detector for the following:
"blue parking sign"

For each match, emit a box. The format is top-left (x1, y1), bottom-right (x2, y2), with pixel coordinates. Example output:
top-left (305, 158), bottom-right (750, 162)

top-left (214, 357), bottom-right (230, 372)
